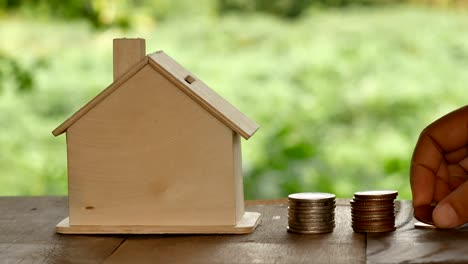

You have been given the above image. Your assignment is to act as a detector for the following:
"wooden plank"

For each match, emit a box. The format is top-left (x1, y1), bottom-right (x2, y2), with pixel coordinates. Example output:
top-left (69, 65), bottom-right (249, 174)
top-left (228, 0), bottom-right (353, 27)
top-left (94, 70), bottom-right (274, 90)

top-left (0, 196), bottom-right (125, 264)
top-left (67, 64), bottom-right (238, 226)
top-left (6, 197), bottom-right (468, 263)
top-left (233, 132), bottom-right (245, 223)
top-left (367, 200), bottom-right (468, 264)
top-left (56, 212), bottom-right (260, 234)
top-left (104, 199), bottom-right (366, 264)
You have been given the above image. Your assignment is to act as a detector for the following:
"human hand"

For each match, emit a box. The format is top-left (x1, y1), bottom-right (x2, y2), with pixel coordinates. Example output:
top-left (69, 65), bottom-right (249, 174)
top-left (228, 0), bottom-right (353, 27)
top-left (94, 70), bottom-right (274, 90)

top-left (411, 105), bottom-right (468, 228)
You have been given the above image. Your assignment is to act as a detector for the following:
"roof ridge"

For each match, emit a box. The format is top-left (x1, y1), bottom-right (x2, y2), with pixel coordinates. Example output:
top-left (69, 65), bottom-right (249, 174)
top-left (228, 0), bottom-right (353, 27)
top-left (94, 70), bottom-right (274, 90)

top-left (147, 52), bottom-right (259, 139)
top-left (52, 51), bottom-right (259, 139)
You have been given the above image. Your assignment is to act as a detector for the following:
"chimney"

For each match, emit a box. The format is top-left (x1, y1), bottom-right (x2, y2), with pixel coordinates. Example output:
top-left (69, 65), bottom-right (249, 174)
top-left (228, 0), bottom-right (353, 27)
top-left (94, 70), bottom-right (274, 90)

top-left (113, 38), bottom-right (146, 80)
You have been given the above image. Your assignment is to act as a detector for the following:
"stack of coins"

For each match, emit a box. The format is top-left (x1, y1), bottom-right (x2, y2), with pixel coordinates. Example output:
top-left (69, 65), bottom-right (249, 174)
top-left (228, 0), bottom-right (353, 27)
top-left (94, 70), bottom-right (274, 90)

top-left (351, 190), bottom-right (398, 233)
top-left (287, 192), bottom-right (336, 234)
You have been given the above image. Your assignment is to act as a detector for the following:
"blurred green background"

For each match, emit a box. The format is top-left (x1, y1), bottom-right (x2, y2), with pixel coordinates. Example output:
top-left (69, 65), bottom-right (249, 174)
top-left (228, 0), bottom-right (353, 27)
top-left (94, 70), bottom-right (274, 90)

top-left (1, 0), bottom-right (467, 199)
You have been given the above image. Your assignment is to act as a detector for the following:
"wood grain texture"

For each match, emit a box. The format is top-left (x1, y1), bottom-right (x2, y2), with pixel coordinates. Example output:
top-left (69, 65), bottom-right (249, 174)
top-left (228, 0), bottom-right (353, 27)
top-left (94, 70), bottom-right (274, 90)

top-left (104, 199), bottom-right (366, 264)
top-left (10, 197), bottom-right (467, 264)
top-left (367, 200), bottom-right (468, 264)
top-left (67, 64), bottom-right (237, 226)
top-left (0, 197), bottom-right (125, 264)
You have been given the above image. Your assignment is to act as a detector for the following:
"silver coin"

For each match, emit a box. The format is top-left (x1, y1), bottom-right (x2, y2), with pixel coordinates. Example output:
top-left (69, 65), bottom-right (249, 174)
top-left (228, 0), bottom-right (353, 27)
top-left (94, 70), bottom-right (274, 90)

top-left (288, 208), bottom-right (336, 215)
top-left (351, 223), bottom-right (395, 229)
top-left (350, 200), bottom-right (394, 207)
top-left (351, 207), bottom-right (394, 213)
top-left (288, 223), bottom-right (335, 230)
top-left (352, 222), bottom-right (395, 227)
top-left (289, 215), bottom-right (335, 221)
top-left (287, 227), bottom-right (334, 234)
top-left (351, 213), bottom-right (395, 219)
top-left (352, 217), bottom-right (395, 222)
top-left (289, 209), bottom-right (335, 214)
top-left (353, 190), bottom-right (398, 200)
top-left (288, 192), bottom-right (336, 202)
top-left (289, 204), bottom-right (336, 209)
top-left (352, 213), bottom-right (395, 221)
top-left (351, 214), bottom-right (395, 220)
top-left (288, 216), bottom-right (335, 222)
top-left (289, 220), bottom-right (335, 226)
top-left (352, 197), bottom-right (396, 202)
top-left (289, 201), bottom-right (335, 206)
top-left (289, 203), bottom-right (336, 209)
top-left (351, 210), bottom-right (395, 217)
top-left (352, 226), bottom-right (396, 233)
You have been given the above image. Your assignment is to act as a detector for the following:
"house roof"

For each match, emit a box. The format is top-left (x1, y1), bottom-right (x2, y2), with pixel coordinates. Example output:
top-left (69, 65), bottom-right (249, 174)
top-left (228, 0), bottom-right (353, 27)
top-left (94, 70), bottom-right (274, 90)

top-left (52, 51), bottom-right (259, 139)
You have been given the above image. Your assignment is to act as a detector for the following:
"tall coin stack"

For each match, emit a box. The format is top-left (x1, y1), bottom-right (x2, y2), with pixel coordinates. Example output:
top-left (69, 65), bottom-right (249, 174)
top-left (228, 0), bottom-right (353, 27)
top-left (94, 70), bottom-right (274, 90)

top-left (287, 192), bottom-right (336, 234)
top-left (350, 190), bottom-right (398, 233)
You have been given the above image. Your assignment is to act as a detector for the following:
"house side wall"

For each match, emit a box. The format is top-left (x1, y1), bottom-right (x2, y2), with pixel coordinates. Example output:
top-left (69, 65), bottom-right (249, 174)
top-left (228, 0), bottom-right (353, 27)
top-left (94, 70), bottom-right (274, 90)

top-left (66, 64), bottom-right (236, 226)
top-left (233, 133), bottom-right (245, 223)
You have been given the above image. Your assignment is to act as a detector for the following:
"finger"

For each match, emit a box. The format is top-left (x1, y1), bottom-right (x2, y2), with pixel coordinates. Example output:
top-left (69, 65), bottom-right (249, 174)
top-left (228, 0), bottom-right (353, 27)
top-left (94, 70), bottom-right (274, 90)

top-left (434, 162), bottom-right (450, 202)
top-left (425, 105), bottom-right (468, 153)
top-left (433, 180), bottom-right (468, 228)
top-left (459, 156), bottom-right (468, 172)
top-left (411, 131), bottom-right (444, 207)
top-left (448, 163), bottom-right (466, 177)
top-left (445, 146), bottom-right (468, 164)
top-left (447, 163), bottom-right (468, 190)
top-left (449, 175), bottom-right (466, 190)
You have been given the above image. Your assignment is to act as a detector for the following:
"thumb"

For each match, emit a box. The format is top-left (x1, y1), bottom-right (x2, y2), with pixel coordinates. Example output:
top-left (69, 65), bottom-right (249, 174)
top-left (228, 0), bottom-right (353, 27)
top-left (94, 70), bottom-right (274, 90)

top-left (433, 180), bottom-right (468, 228)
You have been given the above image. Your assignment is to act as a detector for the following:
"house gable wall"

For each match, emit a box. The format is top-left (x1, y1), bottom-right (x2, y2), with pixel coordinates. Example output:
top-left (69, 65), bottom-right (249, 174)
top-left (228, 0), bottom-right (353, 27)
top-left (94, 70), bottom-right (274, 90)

top-left (66, 64), bottom-right (236, 226)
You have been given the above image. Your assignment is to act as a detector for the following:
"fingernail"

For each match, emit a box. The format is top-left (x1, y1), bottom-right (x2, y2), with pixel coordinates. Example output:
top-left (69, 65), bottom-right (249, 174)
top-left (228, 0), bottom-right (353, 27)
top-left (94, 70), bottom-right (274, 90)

top-left (433, 203), bottom-right (459, 228)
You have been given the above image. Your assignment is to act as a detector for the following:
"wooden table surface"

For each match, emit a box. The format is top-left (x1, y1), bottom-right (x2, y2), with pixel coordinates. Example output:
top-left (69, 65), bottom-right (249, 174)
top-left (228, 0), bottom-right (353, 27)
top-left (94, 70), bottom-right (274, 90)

top-left (1, 197), bottom-right (467, 264)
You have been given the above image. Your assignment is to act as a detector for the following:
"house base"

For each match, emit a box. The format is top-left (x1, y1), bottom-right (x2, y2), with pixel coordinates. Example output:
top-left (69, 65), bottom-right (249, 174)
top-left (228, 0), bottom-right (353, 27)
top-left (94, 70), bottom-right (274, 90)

top-left (56, 211), bottom-right (261, 234)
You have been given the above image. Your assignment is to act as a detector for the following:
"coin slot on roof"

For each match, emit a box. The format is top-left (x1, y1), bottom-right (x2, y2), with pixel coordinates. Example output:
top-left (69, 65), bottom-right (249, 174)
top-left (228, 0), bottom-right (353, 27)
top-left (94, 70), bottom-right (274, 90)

top-left (184, 75), bottom-right (196, 84)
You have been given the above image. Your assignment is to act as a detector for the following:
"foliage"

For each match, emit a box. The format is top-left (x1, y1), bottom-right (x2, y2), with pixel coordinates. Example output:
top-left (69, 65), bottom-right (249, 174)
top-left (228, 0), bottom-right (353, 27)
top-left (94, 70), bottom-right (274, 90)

top-left (0, 52), bottom-right (36, 92)
top-left (1, 6), bottom-right (468, 199)
top-left (217, 0), bottom-right (405, 18)
top-left (0, 0), bottom-right (464, 28)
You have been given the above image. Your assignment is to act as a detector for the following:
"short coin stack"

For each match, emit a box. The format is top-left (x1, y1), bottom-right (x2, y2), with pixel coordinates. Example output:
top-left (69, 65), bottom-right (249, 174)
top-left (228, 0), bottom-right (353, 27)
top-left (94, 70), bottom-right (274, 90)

top-left (351, 190), bottom-right (398, 233)
top-left (287, 192), bottom-right (336, 234)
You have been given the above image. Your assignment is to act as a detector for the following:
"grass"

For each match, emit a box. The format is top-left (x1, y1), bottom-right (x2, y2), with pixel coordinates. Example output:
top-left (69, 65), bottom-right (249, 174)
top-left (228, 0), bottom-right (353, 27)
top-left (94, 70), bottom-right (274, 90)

top-left (1, 5), bottom-right (467, 199)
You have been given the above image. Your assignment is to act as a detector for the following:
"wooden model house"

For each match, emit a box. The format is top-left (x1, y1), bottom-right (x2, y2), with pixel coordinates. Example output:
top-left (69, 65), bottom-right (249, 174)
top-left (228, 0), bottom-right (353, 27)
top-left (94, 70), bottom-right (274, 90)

top-left (52, 38), bottom-right (261, 234)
